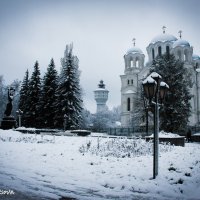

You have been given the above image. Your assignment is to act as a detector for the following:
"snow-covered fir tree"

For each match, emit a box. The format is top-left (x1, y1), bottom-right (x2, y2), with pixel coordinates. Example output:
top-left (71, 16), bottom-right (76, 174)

top-left (0, 75), bottom-right (6, 119)
top-left (39, 58), bottom-right (58, 128)
top-left (11, 79), bottom-right (21, 119)
top-left (26, 61), bottom-right (41, 127)
top-left (19, 70), bottom-right (29, 126)
top-left (54, 44), bottom-right (83, 129)
top-left (150, 53), bottom-right (193, 133)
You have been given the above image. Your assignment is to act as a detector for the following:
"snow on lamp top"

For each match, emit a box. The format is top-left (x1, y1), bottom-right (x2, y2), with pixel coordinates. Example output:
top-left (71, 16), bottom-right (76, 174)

top-left (160, 81), bottom-right (169, 88)
top-left (150, 72), bottom-right (162, 80)
top-left (142, 76), bottom-right (157, 85)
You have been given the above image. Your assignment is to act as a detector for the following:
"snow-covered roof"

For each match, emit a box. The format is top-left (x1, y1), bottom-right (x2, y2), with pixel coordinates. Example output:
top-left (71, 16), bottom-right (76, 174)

top-left (124, 89), bottom-right (136, 94)
top-left (173, 39), bottom-right (190, 48)
top-left (150, 33), bottom-right (177, 44)
top-left (193, 54), bottom-right (200, 60)
top-left (94, 88), bottom-right (109, 92)
top-left (126, 47), bottom-right (143, 55)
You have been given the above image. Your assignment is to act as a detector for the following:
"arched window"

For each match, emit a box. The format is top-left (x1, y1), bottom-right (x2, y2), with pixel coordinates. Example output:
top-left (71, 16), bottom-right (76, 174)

top-left (166, 46), bottom-right (170, 55)
top-left (136, 57), bottom-right (139, 68)
top-left (130, 59), bottom-right (134, 68)
top-left (152, 48), bottom-right (155, 60)
top-left (127, 98), bottom-right (130, 111)
top-left (184, 50), bottom-right (188, 62)
top-left (158, 46), bottom-right (162, 56)
top-left (131, 79), bottom-right (133, 85)
top-left (127, 80), bottom-right (130, 85)
top-left (177, 50), bottom-right (181, 60)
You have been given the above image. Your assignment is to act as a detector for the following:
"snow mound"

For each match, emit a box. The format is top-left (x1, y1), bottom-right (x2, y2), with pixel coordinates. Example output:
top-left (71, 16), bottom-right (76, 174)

top-left (0, 129), bottom-right (55, 143)
top-left (148, 130), bottom-right (181, 138)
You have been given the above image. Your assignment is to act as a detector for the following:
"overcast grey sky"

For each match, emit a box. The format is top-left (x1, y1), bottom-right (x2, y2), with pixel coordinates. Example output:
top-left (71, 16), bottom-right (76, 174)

top-left (0, 0), bottom-right (200, 113)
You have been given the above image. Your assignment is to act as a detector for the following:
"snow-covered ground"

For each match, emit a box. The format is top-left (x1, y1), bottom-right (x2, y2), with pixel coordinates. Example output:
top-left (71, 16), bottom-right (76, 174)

top-left (0, 129), bottom-right (200, 200)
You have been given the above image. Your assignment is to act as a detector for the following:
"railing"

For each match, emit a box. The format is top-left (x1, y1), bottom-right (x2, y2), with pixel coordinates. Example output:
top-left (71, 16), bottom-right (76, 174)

top-left (107, 126), bottom-right (154, 136)
top-left (90, 126), bottom-right (154, 136)
top-left (189, 126), bottom-right (200, 133)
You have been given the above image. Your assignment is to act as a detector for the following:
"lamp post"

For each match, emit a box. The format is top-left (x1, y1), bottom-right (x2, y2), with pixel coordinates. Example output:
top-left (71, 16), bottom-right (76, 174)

top-left (142, 72), bottom-right (169, 179)
top-left (16, 109), bottom-right (23, 127)
top-left (195, 66), bottom-right (200, 125)
top-left (143, 95), bottom-right (149, 136)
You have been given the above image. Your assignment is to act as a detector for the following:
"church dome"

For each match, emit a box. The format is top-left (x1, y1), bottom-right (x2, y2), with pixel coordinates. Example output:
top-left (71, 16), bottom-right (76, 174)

top-left (173, 39), bottom-right (190, 48)
top-left (126, 47), bottom-right (143, 55)
top-left (150, 33), bottom-right (177, 44)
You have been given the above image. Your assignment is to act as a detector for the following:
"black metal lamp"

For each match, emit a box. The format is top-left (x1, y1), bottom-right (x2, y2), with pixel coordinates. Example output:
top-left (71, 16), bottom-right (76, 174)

top-left (151, 72), bottom-right (162, 89)
top-left (159, 81), bottom-right (169, 103)
top-left (142, 77), bottom-right (157, 103)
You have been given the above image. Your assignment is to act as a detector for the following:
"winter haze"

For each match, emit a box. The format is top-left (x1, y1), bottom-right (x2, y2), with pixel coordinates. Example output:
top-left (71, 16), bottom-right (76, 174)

top-left (0, 0), bottom-right (200, 113)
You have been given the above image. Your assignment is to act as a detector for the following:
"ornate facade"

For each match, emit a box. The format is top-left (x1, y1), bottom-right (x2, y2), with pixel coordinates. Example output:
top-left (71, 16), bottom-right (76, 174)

top-left (120, 29), bottom-right (200, 127)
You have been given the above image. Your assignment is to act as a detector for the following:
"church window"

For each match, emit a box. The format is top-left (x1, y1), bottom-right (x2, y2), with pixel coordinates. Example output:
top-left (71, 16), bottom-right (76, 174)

top-left (152, 48), bottom-right (155, 60)
top-left (131, 79), bottom-right (133, 84)
top-left (136, 57), bottom-right (139, 68)
top-left (184, 50), bottom-right (189, 62)
top-left (127, 98), bottom-right (131, 111)
top-left (131, 59), bottom-right (134, 68)
top-left (178, 50), bottom-right (181, 60)
top-left (158, 46), bottom-right (162, 56)
top-left (166, 46), bottom-right (170, 55)
top-left (127, 80), bottom-right (130, 85)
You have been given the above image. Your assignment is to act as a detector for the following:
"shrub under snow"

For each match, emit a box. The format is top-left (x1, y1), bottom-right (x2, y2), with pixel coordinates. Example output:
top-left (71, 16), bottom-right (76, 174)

top-left (79, 137), bottom-right (174, 158)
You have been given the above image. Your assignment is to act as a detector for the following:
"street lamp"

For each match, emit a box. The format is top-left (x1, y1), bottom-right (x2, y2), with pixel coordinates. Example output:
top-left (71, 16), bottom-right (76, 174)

top-left (142, 72), bottom-right (169, 179)
top-left (16, 109), bottom-right (23, 127)
top-left (195, 65), bottom-right (200, 125)
top-left (143, 95), bottom-right (149, 136)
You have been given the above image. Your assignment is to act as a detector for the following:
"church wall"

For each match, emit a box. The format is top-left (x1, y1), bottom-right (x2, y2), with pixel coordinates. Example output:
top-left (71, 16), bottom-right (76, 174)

top-left (121, 33), bottom-right (200, 128)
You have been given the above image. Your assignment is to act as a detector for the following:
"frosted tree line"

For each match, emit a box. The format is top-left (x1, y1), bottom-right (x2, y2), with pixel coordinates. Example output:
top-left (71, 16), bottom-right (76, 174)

top-left (0, 43), bottom-right (121, 130)
top-left (18, 44), bottom-right (83, 129)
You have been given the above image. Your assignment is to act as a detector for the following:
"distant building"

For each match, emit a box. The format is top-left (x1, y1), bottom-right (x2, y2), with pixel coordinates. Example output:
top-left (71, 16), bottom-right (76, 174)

top-left (94, 80), bottom-right (109, 113)
top-left (120, 27), bottom-right (200, 127)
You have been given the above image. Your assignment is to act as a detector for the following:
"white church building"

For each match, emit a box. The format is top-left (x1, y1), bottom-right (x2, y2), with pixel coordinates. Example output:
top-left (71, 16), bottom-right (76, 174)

top-left (120, 27), bottom-right (200, 127)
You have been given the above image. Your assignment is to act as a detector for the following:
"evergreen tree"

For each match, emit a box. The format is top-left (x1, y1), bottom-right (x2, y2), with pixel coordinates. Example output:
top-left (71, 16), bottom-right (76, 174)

top-left (0, 75), bottom-right (6, 120)
top-left (26, 61), bottom-right (41, 127)
top-left (19, 70), bottom-right (30, 126)
top-left (40, 58), bottom-right (58, 128)
top-left (150, 53), bottom-right (192, 133)
top-left (11, 79), bottom-right (21, 119)
top-left (54, 44), bottom-right (83, 129)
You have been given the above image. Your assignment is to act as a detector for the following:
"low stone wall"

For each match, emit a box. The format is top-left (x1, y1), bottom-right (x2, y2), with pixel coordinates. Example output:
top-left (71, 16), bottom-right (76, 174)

top-left (145, 136), bottom-right (185, 147)
top-left (192, 135), bottom-right (200, 142)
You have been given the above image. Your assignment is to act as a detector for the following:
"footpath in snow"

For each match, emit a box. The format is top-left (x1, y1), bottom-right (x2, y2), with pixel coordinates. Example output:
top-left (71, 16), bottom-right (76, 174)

top-left (0, 129), bottom-right (200, 200)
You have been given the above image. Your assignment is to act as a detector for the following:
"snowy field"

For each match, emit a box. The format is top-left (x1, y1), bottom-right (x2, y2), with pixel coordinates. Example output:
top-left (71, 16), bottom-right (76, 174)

top-left (0, 129), bottom-right (200, 200)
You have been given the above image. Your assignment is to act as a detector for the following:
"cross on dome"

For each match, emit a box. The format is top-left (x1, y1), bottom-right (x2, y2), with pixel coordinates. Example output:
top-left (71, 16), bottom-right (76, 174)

top-left (162, 26), bottom-right (166, 34)
top-left (178, 30), bottom-right (182, 39)
top-left (132, 38), bottom-right (136, 46)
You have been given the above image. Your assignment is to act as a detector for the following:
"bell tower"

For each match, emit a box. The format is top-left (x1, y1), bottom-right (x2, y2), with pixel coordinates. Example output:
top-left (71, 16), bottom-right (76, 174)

top-left (120, 39), bottom-right (145, 127)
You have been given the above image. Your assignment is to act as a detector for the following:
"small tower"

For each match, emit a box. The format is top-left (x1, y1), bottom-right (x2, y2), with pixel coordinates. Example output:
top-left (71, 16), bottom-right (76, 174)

top-left (94, 80), bottom-right (109, 113)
